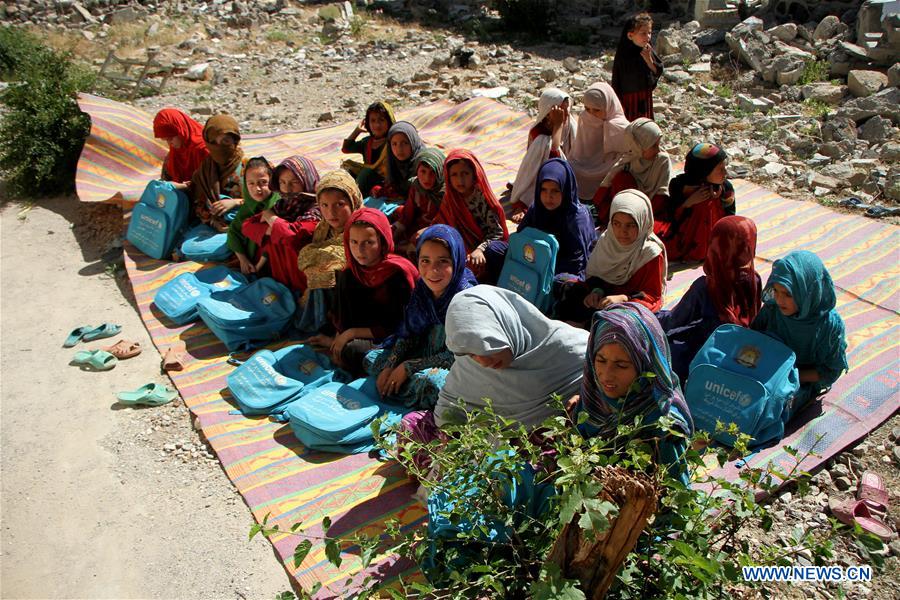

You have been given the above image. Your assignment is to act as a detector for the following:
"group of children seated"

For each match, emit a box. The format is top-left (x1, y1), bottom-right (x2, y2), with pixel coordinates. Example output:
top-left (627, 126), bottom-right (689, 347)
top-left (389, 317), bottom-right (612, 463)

top-left (148, 11), bottom-right (848, 481)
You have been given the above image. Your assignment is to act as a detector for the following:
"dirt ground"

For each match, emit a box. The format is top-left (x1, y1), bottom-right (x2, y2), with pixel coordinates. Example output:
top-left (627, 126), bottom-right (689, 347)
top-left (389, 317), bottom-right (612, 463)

top-left (0, 196), bottom-right (291, 599)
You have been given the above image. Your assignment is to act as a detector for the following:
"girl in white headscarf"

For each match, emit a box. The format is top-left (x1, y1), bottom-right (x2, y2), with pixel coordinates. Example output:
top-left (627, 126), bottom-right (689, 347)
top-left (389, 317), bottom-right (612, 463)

top-left (435, 285), bottom-right (589, 430)
top-left (558, 189), bottom-right (667, 325)
top-left (591, 118), bottom-right (671, 227)
top-left (568, 82), bottom-right (630, 200)
top-left (508, 88), bottom-right (578, 221)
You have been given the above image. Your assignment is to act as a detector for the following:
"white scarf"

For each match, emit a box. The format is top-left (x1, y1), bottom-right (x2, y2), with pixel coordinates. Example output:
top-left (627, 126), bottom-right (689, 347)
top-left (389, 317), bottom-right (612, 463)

top-left (569, 82), bottom-right (630, 199)
top-left (586, 189), bottom-right (667, 286)
top-left (600, 118), bottom-right (672, 198)
top-left (509, 88), bottom-right (577, 208)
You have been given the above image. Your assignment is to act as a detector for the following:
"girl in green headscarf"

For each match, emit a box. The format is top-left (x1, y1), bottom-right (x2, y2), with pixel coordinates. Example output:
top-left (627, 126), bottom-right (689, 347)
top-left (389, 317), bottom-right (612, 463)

top-left (751, 250), bottom-right (848, 420)
top-left (226, 156), bottom-right (280, 275)
top-left (391, 147), bottom-right (446, 249)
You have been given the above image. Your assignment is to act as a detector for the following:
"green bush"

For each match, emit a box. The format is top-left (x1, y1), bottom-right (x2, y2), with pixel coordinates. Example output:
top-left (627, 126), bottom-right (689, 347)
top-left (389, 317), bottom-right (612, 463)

top-left (0, 26), bottom-right (94, 196)
top-left (255, 398), bottom-right (876, 599)
top-left (799, 59), bottom-right (830, 85)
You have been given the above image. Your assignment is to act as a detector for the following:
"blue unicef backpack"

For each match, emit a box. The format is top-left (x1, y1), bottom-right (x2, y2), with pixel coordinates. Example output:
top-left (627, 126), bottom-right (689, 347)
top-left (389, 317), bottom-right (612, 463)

top-left (286, 377), bottom-right (409, 454)
top-left (127, 180), bottom-right (190, 259)
top-left (196, 277), bottom-right (296, 351)
top-left (226, 344), bottom-right (337, 419)
top-left (364, 195), bottom-right (400, 216)
top-left (685, 324), bottom-right (800, 448)
top-left (153, 266), bottom-right (248, 325)
top-left (497, 227), bottom-right (559, 314)
top-left (180, 223), bottom-right (234, 263)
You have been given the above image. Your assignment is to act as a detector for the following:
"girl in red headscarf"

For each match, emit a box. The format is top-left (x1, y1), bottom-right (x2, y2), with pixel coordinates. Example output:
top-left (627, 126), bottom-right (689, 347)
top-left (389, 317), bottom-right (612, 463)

top-left (305, 207), bottom-right (418, 375)
top-left (435, 149), bottom-right (509, 284)
top-left (152, 108), bottom-right (209, 183)
top-left (656, 215), bottom-right (761, 382)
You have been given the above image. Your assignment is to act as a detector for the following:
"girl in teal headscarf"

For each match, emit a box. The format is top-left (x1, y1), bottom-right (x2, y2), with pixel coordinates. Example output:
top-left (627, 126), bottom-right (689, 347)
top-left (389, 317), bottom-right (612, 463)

top-left (751, 250), bottom-right (848, 420)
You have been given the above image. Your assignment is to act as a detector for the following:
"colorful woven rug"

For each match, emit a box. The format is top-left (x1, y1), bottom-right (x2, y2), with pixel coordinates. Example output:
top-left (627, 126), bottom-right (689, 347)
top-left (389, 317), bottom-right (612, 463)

top-left (78, 94), bottom-right (899, 595)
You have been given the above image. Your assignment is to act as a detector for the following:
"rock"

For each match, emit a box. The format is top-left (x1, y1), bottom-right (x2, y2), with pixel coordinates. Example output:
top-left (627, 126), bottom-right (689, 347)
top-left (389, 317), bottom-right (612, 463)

top-left (821, 116), bottom-right (858, 142)
top-left (830, 462), bottom-right (850, 478)
top-left (807, 172), bottom-right (842, 190)
top-left (888, 63), bottom-right (900, 88)
top-left (732, 16), bottom-right (764, 37)
top-left (890, 540), bottom-right (900, 558)
top-left (191, 106), bottom-right (213, 116)
top-left (813, 15), bottom-right (843, 41)
top-left (81, 30), bottom-right (95, 41)
top-left (317, 111), bottom-right (334, 123)
top-left (540, 67), bottom-right (557, 82)
top-left (563, 57), bottom-right (579, 73)
top-left (471, 86), bottom-right (509, 99)
top-left (737, 93), bottom-right (774, 112)
top-left (688, 62), bottom-right (711, 73)
top-left (767, 23), bottom-right (797, 42)
top-left (70, 1), bottom-right (97, 24)
top-left (761, 162), bottom-right (787, 177)
top-left (106, 6), bottom-right (139, 25)
top-left (801, 83), bottom-right (845, 105)
top-left (839, 41), bottom-right (871, 62)
top-left (847, 70), bottom-right (888, 98)
top-left (657, 28), bottom-right (687, 56)
top-left (859, 115), bottom-right (894, 143)
top-left (834, 475), bottom-right (852, 491)
top-left (837, 87), bottom-right (900, 124)
top-left (385, 74), bottom-right (408, 87)
top-left (695, 29), bottom-right (726, 46)
top-left (881, 142), bottom-right (900, 161)
top-left (185, 63), bottom-right (213, 81)
top-left (663, 70), bottom-right (692, 84)
top-left (821, 163), bottom-right (858, 183)
top-left (265, 94), bottom-right (281, 105)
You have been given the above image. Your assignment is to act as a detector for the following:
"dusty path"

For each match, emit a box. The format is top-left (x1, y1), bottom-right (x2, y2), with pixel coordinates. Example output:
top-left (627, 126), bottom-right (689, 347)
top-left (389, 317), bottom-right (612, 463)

top-left (0, 196), bottom-right (289, 599)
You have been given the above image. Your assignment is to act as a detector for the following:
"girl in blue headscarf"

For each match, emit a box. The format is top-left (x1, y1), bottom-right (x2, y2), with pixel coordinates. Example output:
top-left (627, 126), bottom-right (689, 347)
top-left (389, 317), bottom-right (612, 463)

top-left (573, 302), bottom-right (693, 484)
top-left (365, 224), bottom-right (478, 410)
top-left (518, 158), bottom-right (598, 281)
top-left (751, 250), bottom-right (848, 421)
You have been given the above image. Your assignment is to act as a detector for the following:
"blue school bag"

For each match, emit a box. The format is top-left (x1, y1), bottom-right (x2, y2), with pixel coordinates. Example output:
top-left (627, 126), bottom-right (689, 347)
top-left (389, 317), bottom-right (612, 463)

top-left (226, 344), bottom-right (337, 419)
top-left (180, 223), bottom-right (233, 263)
top-left (497, 227), bottom-right (559, 314)
top-left (153, 266), bottom-right (248, 325)
top-left (286, 377), bottom-right (409, 454)
top-left (196, 277), bottom-right (296, 351)
top-left (364, 196), bottom-right (400, 216)
top-left (126, 180), bottom-right (190, 259)
top-left (685, 324), bottom-right (800, 448)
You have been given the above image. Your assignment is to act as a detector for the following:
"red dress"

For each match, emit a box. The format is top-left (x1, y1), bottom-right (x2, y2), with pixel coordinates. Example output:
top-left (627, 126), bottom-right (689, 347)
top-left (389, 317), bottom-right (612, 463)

top-left (241, 217), bottom-right (317, 291)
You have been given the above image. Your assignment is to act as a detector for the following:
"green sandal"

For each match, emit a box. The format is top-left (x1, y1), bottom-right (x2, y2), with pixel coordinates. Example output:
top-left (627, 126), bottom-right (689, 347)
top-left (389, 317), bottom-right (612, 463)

top-left (71, 349), bottom-right (118, 371)
top-left (82, 323), bottom-right (122, 343)
top-left (116, 383), bottom-right (178, 407)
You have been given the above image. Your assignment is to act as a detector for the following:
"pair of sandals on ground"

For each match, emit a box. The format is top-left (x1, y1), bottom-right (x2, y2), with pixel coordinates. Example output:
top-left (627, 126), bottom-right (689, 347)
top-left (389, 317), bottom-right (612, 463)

top-left (829, 470), bottom-right (893, 541)
top-left (64, 323), bottom-right (177, 407)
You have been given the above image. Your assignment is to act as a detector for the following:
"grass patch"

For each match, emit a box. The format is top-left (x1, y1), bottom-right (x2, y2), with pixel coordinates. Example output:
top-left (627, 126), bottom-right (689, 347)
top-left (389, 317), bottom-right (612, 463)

top-left (714, 83), bottom-right (733, 98)
top-left (802, 98), bottom-right (832, 118)
top-left (799, 59), bottom-right (830, 85)
top-left (266, 29), bottom-right (291, 43)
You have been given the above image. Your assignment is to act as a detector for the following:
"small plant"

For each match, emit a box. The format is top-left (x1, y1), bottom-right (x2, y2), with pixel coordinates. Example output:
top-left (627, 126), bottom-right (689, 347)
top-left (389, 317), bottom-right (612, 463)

top-left (799, 59), bottom-right (829, 85)
top-left (265, 29), bottom-right (291, 43)
top-left (0, 26), bottom-right (93, 196)
top-left (802, 98), bottom-right (832, 119)
top-left (349, 16), bottom-right (367, 39)
top-left (715, 83), bottom-right (733, 98)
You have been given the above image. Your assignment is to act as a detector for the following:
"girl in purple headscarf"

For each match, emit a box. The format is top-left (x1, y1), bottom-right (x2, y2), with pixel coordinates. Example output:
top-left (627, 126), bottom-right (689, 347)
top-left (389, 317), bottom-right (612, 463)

top-left (365, 224), bottom-right (477, 410)
top-left (571, 302), bottom-right (693, 484)
top-left (517, 158), bottom-right (597, 281)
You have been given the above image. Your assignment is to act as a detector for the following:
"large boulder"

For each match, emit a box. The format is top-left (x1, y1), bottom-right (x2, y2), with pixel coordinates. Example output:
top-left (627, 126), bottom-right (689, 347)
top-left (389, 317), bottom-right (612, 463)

top-left (821, 116), bottom-right (858, 143)
top-left (847, 70), bottom-right (888, 98)
top-left (859, 115), bottom-right (895, 143)
top-left (767, 23), bottom-right (798, 42)
top-left (801, 83), bottom-right (846, 105)
top-left (837, 87), bottom-right (900, 124)
top-left (813, 15), bottom-right (846, 41)
top-left (727, 20), bottom-right (815, 85)
top-left (889, 63), bottom-right (900, 88)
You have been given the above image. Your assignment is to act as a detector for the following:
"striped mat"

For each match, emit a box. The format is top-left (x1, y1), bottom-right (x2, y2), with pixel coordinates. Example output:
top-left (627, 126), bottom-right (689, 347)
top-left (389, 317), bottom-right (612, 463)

top-left (79, 94), bottom-right (899, 594)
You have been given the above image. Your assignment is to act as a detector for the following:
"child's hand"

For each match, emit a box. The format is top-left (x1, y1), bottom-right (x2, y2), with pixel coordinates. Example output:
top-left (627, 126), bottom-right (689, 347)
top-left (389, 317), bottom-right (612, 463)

top-left (330, 330), bottom-right (353, 361)
top-left (237, 254), bottom-right (256, 275)
top-left (598, 294), bottom-right (629, 308)
top-left (684, 186), bottom-right (713, 208)
top-left (303, 334), bottom-right (333, 352)
top-left (641, 44), bottom-right (658, 73)
top-left (383, 364), bottom-right (409, 397)
top-left (260, 209), bottom-right (279, 226)
top-left (467, 248), bottom-right (487, 268)
top-left (583, 291), bottom-right (605, 309)
top-left (254, 256), bottom-right (267, 272)
top-left (547, 105), bottom-right (566, 133)
top-left (211, 198), bottom-right (238, 216)
top-left (376, 366), bottom-right (393, 397)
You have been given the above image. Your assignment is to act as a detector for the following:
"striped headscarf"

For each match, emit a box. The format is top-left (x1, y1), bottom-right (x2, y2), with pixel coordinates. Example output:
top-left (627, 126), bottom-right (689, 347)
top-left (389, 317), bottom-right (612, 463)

top-left (580, 302), bottom-right (693, 439)
top-left (271, 155), bottom-right (321, 222)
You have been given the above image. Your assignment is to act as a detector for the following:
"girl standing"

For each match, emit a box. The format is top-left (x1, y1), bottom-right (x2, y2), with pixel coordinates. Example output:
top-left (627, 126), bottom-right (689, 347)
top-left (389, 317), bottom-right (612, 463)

top-left (611, 12), bottom-right (664, 120)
